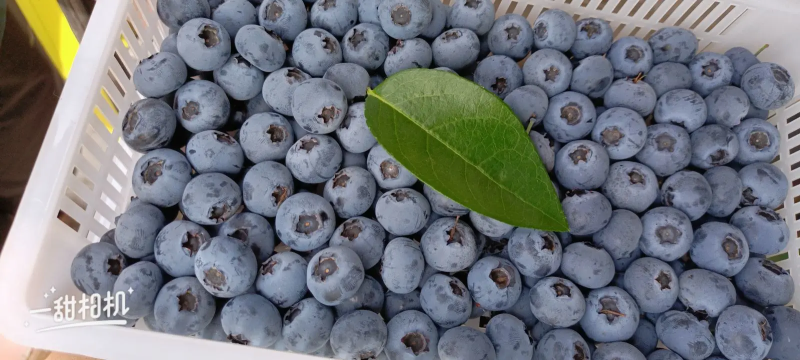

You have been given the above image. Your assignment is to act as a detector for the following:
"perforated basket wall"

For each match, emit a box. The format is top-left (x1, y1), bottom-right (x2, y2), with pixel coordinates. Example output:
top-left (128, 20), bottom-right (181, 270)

top-left (2, 0), bottom-right (800, 358)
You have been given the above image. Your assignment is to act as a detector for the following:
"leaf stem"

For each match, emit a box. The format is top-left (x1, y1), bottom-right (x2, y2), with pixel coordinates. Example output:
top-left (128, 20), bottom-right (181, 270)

top-left (447, 215), bottom-right (461, 243)
top-left (525, 120), bottom-right (535, 134)
top-left (599, 309), bottom-right (626, 317)
top-left (755, 44), bottom-right (770, 57)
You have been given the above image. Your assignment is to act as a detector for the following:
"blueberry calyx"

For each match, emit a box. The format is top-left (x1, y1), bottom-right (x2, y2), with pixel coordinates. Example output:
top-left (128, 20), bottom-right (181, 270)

top-left (391, 190), bottom-right (410, 202)
top-left (199, 25), bottom-right (221, 48)
top-left (380, 160), bottom-right (400, 179)
top-left (401, 332), bottom-right (429, 355)
top-left (505, 25), bottom-right (520, 40)
top-left (581, 22), bottom-right (600, 38)
top-left (203, 267), bottom-right (227, 291)
top-left (228, 334), bottom-right (250, 345)
top-left (333, 172), bottom-right (350, 188)
top-left (560, 104), bottom-right (581, 125)
top-left (181, 231), bottom-right (204, 256)
top-left (286, 68), bottom-right (305, 83)
top-left (574, 343), bottom-right (588, 360)
top-left (598, 296), bottom-right (624, 321)
top-left (267, 124), bottom-right (288, 143)
top-left (552, 282), bottom-right (571, 297)
top-left (341, 219), bottom-right (362, 240)
top-left (601, 127), bottom-right (624, 147)
top-left (318, 106), bottom-right (339, 124)
top-left (742, 187), bottom-right (757, 205)
top-left (284, 304), bottom-right (302, 324)
top-left (300, 137), bottom-right (319, 152)
top-left (543, 66), bottom-right (560, 82)
top-left (348, 29), bottom-right (366, 49)
top-left (491, 77), bottom-right (508, 94)
top-left (297, 213), bottom-right (326, 234)
top-left (177, 289), bottom-right (198, 312)
top-left (315, 257), bottom-right (339, 281)
top-left (213, 131), bottom-right (236, 145)
top-left (229, 228), bottom-right (249, 242)
top-left (759, 319), bottom-right (772, 342)
top-left (232, 54), bottom-right (252, 68)
top-left (625, 46), bottom-right (643, 63)
top-left (534, 22), bottom-right (547, 40)
top-left (541, 233), bottom-right (556, 251)
top-left (708, 149), bottom-right (728, 165)
top-left (762, 259), bottom-right (788, 276)
top-left (449, 280), bottom-right (464, 296)
top-left (655, 225), bottom-right (681, 245)
top-left (464, 0), bottom-right (480, 9)
top-left (655, 271), bottom-right (672, 290)
top-left (701, 60), bottom-right (719, 78)
top-left (490, 266), bottom-right (511, 289)
top-left (272, 185), bottom-right (289, 207)
top-left (721, 235), bottom-right (743, 260)
top-left (208, 202), bottom-right (231, 223)
top-left (628, 170), bottom-right (645, 185)
top-left (390, 5), bottom-right (411, 26)
top-left (444, 30), bottom-right (461, 41)
top-left (654, 132), bottom-right (676, 152)
top-left (446, 217), bottom-right (463, 245)
top-left (265, 2), bottom-right (283, 21)
top-left (321, 0), bottom-right (336, 10)
top-left (260, 258), bottom-right (278, 275)
top-left (142, 159), bottom-right (165, 185)
top-left (569, 146), bottom-right (590, 164)
top-left (181, 101), bottom-right (200, 120)
top-left (749, 131), bottom-right (770, 150)
top-left (107, 255), bottom-right (124, 275)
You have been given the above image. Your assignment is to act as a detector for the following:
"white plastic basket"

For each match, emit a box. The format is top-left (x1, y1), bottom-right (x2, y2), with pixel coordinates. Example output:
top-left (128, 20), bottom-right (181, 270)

top-left (2, 0), bottom-right (800, 358)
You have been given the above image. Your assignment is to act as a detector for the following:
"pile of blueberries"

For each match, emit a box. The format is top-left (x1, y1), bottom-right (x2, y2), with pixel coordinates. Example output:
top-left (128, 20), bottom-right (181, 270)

top-left (68, 0), bottom-right (800, 359)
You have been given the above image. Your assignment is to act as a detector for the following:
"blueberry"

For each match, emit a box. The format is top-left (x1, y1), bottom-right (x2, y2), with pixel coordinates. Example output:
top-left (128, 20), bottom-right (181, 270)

top-left (648, 27), bottom-right (697, 64)
top-left (420, 274), bottom-right (471, 328)
top-left (323, 166), bottom-right (377, 218)
top-left (185, 130), bottom-right (244, 175)
top-left (309, 0), bottom-right (358, 37)
top-left (678, 268), bottom-right (736, 318)
top-left (180, 173), bottom-right (242, 225)
top-left (601, 161), bottom-right (658, 213)
top-left (275, 193), bottom-right (336, 251)
top-left (177, 18), bottom-right (231, 71)
top-left (342, 23), bottom-right (391, 71)
top-left (342, 151), bottom-right (368, 168)
top-left (735, 258), bottom-right (794, 307)
top-left (382, 238), bottom-right (426, 294)
top-left (623, 257), bottom-right (679, 313)
top-left (174, 80), bottom-right (230, 133)
top-left (239, 112), bottom-right (295, 162)
top-left (561, 242), bottom-right (615, 289)
top-left (608, 36), bottom-right (653, 78)
top-left (615, 246), bottom-right (643, 272)
top-left (379, 0), bottom-right (433, 39)
top-left (688, 52), bottom-right (734, 97)
top-left (739, 162), bottom-right (788, 208)
top-left (730, 206), bottom-right (789, 255)
top-left (504, 286), bottom-right (537, 328)
top-left (635, 124), bottom-right (692, 177)
top-left (469, 211), bottom-right (513, 238)
top-left (330, 310), bottom-right (388, 358)
top-left (153, 276), bottom-right (216, 335)
top-left (522, 49), bottom-right (573, 98)
top-left (212, 0), bottom-right (257, 38)
top-left (438, 326), bottom-right (496, 360)
top-left (487, 14), bottom-right (533, 60)
top-left (358, 0), bottom-right (381, 24)
top-left (647, 349), bottom-right (682, 360)
top-left (220, 293), bottom-right (282, 347)
top-left (115, 202), bottom-right (165, 259)
top-left (594, 342), bottom-right (646, 360)
top-left (194, 236), bottom-right (258, 298)
top-left (741, 62), bottom-right (795, 110)
top-left (704, 86), bottom-right (750, 128)
top-left (473, 55), bottom-right (523, 99)
top-left (291, 28), bottom-right (342, 76)
top-left (580, 286), bottom-right (641, 342)
top-left (570, 55), bottom-right (614, 99)
top-left (715, 305), bottom-right (773, 360)
top-left (218, 212), bottom-right (275, 262)
top-left (71, 242), bottom-right (127, 295)
top-left (605, 78), bottom-right (658, 117)
top-left (421, 217), bottom-right (478, 272)
top-left (467, 256), bottom-right (521, 311)
top-left (285, 134), bottom-right (343, 184)
top-left (424, 184), bottom-right (469, 217)
top-left (431, 28), bottom-right (480, 71)
top-left (661, 170), bottom-right (713, 220)
top-left (531, 9), bottom-right (576, 52)
top-left (629, 319), bottom-right (658, 356)
top-left (485, 314), bottom-right (534, 359)
top-left (329, 217), bottom-right (386, 269)
top-left (281, 297), bottom-right (334, 353)
top-left (384, 290), bottom-right (423, 321)
top-left (639, 207), bottom-right (693, 262)
top-left (643, 62), bottom-right (693, 98)
top-left (732, 118), bottom-right (780, 165)
top-left (704, 166), bottom-right (743, 217)
top-left (655, 310), bottom-right (715, 360)
top-left (241, 161), bottom-right (294, 217)
top-left (571, 18), bottom-right (613, 59)
top-left (157, 0), bottom-right (211, 31)
top-left (653, 89), bottom-right (707, 132)
top-left (133, 52), bottom-right (188, 98)
top-left (555, 140), bottom-right (610, 190)
top-left (132, 148), bottom-right (192, 207)
top-left (253, 251), bottom-right (308, 308)
top-left (307, 246), bottom-right (365, 306)
top-left (368, 145), bottom-right (419, 189)
top-left (724, 47), bottom-right (759, 87)
top-left (692, 125), bottom-right (739, 168)
top-left (420, 0), bottom-right (449, 39)
top-left (562, 190), bottom-right (612, 236)
top-left (198, 312), bottom-right (226, 341)
top-left (384, 38), bottom-right (433, 76)
top-left (385, 310), bottom-right (439, 360)
top-left (764, 306), bottom-right (800, 360)
top-left (291, 78), bottom-right (348, 134)
top-left (529, 276), bottom-right (585, 327)
top-left (259, 0), bottom-right (307, 41)
top-left (154, 220), bottom-right (209, 277)
top-left (323, 64), bottom-right (368, 102)
top-left (334, 274), bottom-right (385, 317)
top-left (529, 131), bottom-right (555, 172)
top-left (534, 328), bottom-right (590, 360)
top-left (419, 264), bottom-right (440, 289)
top-left (503, 85), bottom-right (548, 128)
top-left (591, 107), bottom-right (647, 160)
top-left (160, 33), bottom-right (180, 55)
top-left (477, 32), bottom-right (491, 61)
top-left (262, 67), bottom-right (311, 116)
top-left (542, 91), bottom-right (596, 143)
top-left (593, 209), bottom-right (643, 264)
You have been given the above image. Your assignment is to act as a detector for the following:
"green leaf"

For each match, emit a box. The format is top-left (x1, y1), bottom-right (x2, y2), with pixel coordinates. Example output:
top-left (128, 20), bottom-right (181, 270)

top-left (365, 69), bottom-right (568, 231)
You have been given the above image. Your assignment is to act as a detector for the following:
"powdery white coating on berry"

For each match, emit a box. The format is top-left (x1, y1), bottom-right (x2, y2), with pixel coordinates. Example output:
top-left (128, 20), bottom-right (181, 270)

top-left (174, 80), bottom-right (231, 133)
top-left (176, 18), bottom-right (232, 71)
top-left (382, 238), bottom-right (426, 294)
top-left (529, 276), bottom-right (585, 327)
top-left (275, 192), bottom-right (336, 251)
top-left (644, 62), bottom-right (693, 97)
top-left (134, 52), bottom-right (188, 98)
top-left (579, 286), bottom-right (641, 342)
top-left (329, 216), bottom-right (385, 269)
top-left (522, 49), bottom-right (573, 98)
top-left (306, 246), bottom-right (365, 306)
top-left (654, 88), bottom-right (707, 132)
top-left (132, 148), bottom-right (192, 207)
top-left (678, 268), bottom-right (736, 318)
top-left (639, 207), bottom-right (693, 262)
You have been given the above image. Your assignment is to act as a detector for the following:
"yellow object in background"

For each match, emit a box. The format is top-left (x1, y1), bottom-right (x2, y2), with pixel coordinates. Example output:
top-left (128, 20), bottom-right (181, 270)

top-left (15, 0), bottom-right (79, 78)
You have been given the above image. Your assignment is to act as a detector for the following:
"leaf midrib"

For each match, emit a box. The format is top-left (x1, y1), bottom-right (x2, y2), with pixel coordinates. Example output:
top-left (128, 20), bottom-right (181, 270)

top-left (367, 88), bottom-right (564, 228)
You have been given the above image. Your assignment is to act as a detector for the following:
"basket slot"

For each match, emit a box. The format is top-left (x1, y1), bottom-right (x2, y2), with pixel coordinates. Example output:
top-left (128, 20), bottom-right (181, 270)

top-left (701, 3), bottom-right (736, 33)
top-left (683, 0), bottom-right (718, 29)
top-left (131, 0), bottom-right (151, 30)
top-left (495, 0), bottom-right (515, 18)
top-left (121, 24), bottom-right (149, 62)
top-left (620, 0), bottom-right (646, 17)
top-left (641, 0), bottom-right (668, 20)
top-left (113, 51), bottom-right (133, 81)
top-left (664, 0), bottom-right (700, 26)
